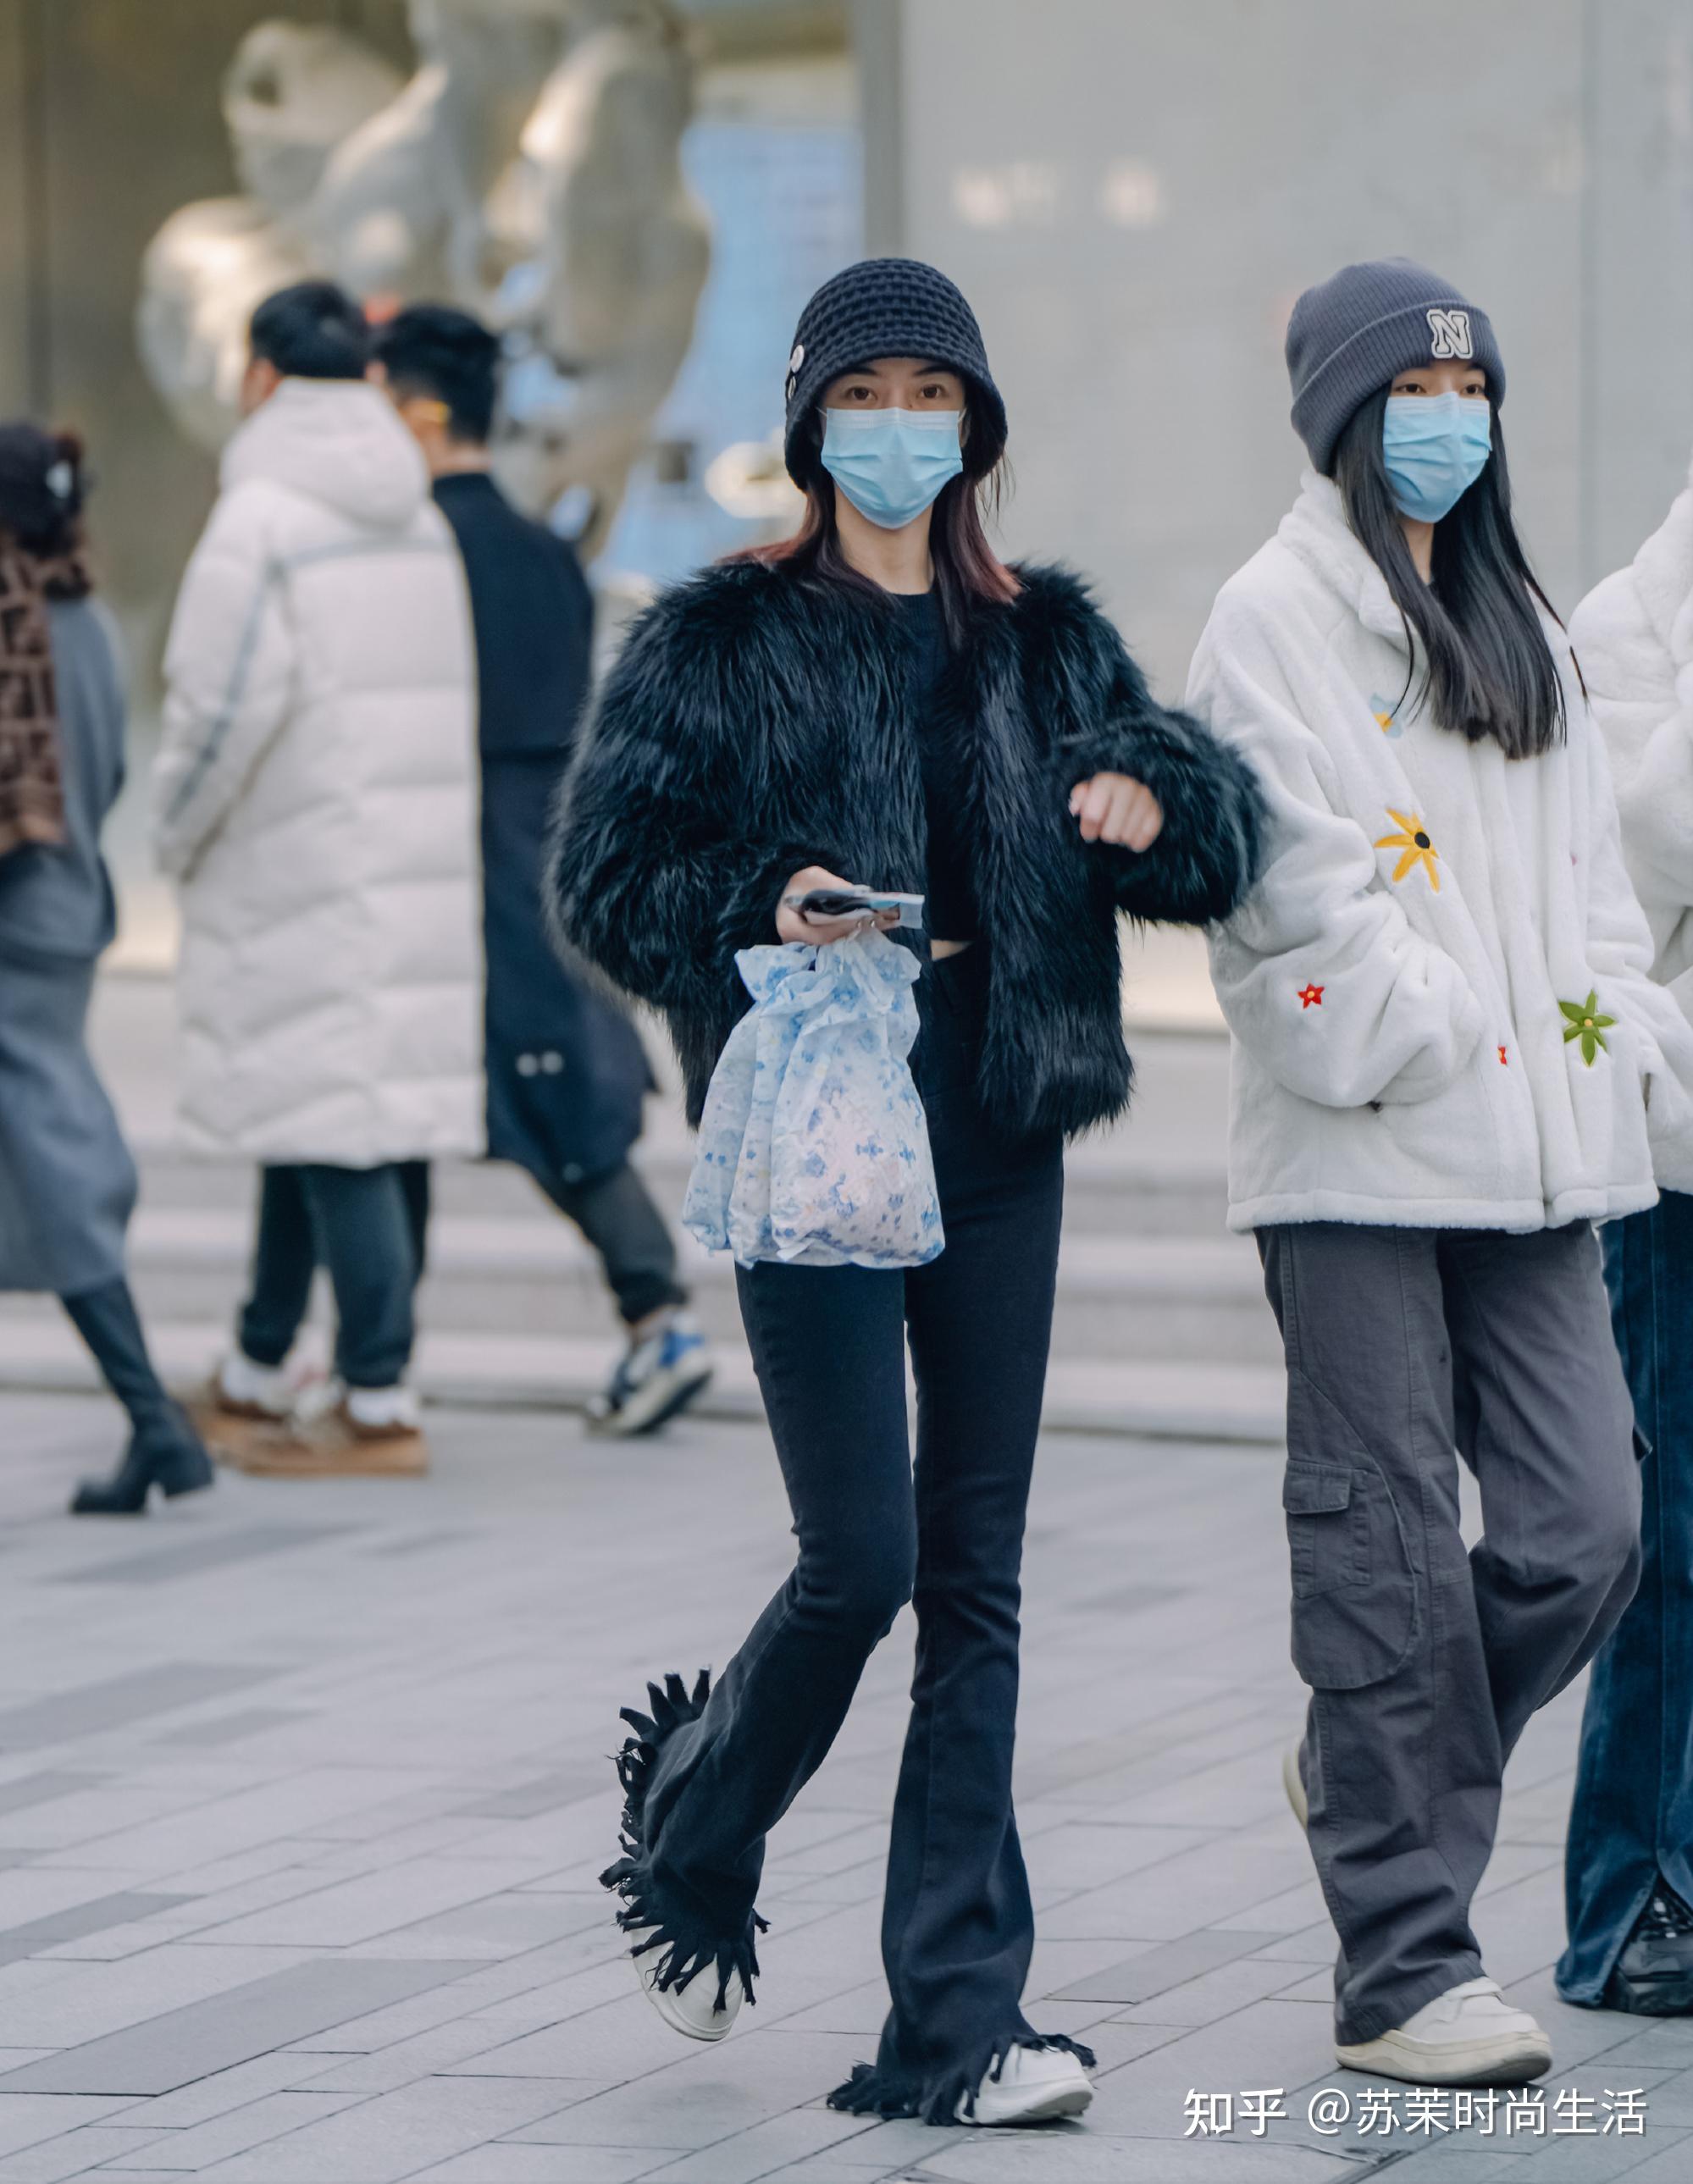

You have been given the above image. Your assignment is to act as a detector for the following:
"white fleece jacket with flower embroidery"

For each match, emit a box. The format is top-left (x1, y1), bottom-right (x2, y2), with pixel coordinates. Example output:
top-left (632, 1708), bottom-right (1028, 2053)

top-left (1187, 472), bottom-right (1693, 1234)
top-left (1568, 457), bottom-right (1693, 1025)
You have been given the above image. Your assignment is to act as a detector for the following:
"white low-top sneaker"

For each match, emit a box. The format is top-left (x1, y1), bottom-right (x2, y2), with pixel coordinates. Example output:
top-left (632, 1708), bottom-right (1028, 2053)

top-left (627, 1927), bottom-right (743, 2043)
top-left (1336, 1977), bottom-right (1552, 2086)
top-left (959, 2044), bottom-right (1094, 2126)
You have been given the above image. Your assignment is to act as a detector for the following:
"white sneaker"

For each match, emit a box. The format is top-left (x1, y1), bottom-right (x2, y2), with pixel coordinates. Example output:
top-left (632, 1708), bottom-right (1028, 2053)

top-left (587, 1313), bottom-right (713, 1438)
top-left (1283, 1743), bottom-right (1308, 1829)
top-left (628, 1927), bottom-right (743, 2043)
top-left (218, 1351), bottom-right (297, 1416)
top-left (958, 2044), bottom-right (1094, 2126)
top-left (1336, 1977), bottom-right (1552, 2086)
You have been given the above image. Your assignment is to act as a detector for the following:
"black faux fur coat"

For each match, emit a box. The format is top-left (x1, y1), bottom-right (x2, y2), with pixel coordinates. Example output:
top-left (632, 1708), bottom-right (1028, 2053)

top-left (546, 557), bottom-right (1263, 1140)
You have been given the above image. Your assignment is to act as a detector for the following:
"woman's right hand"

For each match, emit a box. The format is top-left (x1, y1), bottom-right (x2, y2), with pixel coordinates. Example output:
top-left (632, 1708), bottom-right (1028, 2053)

top-left (776, 865), bottom-right (900, 946)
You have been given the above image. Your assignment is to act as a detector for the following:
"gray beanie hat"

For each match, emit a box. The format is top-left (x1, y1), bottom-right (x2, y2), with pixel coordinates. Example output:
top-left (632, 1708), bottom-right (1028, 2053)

top-left (1286, 257), bottom-right (1505, 474)
top-left (782, 257), bottom-right (1006, 489)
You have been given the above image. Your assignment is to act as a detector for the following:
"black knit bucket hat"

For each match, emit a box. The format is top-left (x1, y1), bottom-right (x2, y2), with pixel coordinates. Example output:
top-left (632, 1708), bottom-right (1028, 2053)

top-left (782, 257), bottom-right (1007, 488)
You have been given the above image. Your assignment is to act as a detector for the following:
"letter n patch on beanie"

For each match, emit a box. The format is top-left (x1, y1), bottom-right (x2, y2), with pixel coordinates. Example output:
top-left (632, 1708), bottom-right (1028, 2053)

top-left (1426, 307), bottom-right (1474, 361)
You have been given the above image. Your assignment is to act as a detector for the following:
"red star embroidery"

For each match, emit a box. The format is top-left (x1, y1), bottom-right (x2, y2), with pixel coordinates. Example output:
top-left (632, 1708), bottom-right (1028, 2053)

top-left (1498, 1045), bottom-right (1508, 1065)
top-left (1297, 983), bottom-right (1325, 1009)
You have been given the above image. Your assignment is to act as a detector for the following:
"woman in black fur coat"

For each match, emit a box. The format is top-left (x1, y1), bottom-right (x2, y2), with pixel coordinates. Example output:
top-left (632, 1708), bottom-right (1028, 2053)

top-left (548, 258), bottom-right (1262, 2127)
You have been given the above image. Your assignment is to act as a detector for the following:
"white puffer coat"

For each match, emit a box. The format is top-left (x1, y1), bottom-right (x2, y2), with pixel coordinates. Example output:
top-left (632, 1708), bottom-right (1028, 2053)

top-left (1569, 458), bottom-right (1693, 1017)
top-left (153, 379), bottom-right (482, 1165)
top-left (1188, 473), bottom-right (1693, 1233)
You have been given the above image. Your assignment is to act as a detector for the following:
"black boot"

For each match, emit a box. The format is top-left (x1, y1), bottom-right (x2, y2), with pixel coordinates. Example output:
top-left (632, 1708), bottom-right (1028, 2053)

top-left (1603, 1882), bottom-right (1693, 2015)
top-left (70, 1411), bottom-right (216, 1515)
top-left (60, 1279), bottom-right (216, 1516)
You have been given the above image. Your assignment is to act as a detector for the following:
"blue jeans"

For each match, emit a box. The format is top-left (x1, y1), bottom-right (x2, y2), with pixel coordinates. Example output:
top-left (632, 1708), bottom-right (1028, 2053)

top-left (1560, 1191), bottom-right (1693, 2004)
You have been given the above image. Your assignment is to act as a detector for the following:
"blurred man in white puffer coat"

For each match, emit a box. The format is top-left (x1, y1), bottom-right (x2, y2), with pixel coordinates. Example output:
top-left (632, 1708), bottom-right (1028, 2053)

top-left (152, 280), bottom-right (479, 1478)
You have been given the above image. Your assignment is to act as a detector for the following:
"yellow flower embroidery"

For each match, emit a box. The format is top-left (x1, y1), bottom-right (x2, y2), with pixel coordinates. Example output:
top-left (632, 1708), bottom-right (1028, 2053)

top-left (1375, 808), bottom-right (1441, 893)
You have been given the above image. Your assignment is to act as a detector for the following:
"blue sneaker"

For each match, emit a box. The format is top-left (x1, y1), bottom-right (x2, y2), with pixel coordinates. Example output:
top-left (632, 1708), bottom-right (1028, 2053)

top-left (587, 1313), bottom-right (714, 1437)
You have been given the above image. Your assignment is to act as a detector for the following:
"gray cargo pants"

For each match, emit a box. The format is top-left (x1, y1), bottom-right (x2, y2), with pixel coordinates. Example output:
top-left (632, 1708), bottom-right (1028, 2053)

top-left (1257, 1220), bottom-right (1641, 2045)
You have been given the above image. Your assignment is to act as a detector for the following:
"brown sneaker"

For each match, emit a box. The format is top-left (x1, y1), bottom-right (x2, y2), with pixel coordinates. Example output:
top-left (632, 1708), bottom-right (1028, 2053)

top-left (240, 1402), bottom-right (429, 1479)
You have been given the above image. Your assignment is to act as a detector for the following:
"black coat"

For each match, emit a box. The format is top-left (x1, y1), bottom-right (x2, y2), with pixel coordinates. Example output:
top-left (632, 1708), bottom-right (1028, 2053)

top-left (546, 557), bottom-right (1263, 1141)
top-left (434, 473), bottom-right (653, 1186)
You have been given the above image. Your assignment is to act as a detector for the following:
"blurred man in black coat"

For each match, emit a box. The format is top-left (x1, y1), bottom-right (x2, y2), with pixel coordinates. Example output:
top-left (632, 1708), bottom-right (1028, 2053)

top-left (372, 305), bottom-right (711, 1435)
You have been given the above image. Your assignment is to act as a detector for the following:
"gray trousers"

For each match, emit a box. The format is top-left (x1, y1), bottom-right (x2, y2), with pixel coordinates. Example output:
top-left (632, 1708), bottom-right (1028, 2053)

top-left (1258, 1221), bottom-right (1641, 2045)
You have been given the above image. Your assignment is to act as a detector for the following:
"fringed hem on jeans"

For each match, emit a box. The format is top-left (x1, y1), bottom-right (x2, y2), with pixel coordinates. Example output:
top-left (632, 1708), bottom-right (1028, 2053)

top-left (598, 1668), bottom-right (767, 2015)
top-left (827, 2032), bottom-right (1097, 2126)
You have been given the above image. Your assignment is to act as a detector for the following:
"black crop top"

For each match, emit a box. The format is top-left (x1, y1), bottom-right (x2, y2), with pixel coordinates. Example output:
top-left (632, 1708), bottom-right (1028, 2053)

top-left (892, 588), bottom-right (977, 943)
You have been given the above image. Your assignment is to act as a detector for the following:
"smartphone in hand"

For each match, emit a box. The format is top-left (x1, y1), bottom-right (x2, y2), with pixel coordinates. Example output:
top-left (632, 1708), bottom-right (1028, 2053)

top-left (785, 887), bottom-right (926, 930)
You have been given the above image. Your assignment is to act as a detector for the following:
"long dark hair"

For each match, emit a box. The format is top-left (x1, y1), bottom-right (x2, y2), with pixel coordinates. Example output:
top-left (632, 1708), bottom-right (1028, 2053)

top-left (0, 424), bottom-right (92, 599)
top-left (1331, 386), bottom-right (1565, 759)
top-left (739, 385), bottom-right (1019, 644)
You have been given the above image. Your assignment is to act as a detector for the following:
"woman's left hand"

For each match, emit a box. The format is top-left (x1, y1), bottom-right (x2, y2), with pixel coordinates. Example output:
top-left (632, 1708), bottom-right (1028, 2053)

top-left (1070, 773), bottom-right (1165, 851)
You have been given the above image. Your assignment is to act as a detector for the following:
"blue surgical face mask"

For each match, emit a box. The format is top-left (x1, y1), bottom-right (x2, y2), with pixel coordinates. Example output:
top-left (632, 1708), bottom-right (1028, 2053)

top-left (1381, 392), bottom-right (1493, 524)
top-left (820, 407), bottom-right (965, 530)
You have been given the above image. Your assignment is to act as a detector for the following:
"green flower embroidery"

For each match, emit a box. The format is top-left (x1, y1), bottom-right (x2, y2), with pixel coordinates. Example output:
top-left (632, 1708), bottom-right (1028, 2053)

top-left (1560, 991), bottom-right (1616, 1066)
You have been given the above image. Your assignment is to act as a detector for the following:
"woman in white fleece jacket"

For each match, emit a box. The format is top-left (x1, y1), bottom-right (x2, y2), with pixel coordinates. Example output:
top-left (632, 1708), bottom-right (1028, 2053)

top-left (1556, 465), bottom-right (1693, 2020)
top-left (1188, 258), bottom-right (1693, 2089)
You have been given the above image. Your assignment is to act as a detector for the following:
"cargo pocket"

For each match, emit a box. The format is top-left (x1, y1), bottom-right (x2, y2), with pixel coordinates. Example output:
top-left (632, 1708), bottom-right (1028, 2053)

top-left (1282, 1379), bottom-right (1419, 1692)
top-left (1285, 1467), bottom-right (1368, 1596)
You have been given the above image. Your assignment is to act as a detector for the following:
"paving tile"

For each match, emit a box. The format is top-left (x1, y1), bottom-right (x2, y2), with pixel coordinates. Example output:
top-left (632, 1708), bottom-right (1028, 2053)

top-left (1516, 2124), bottom-right (1691, 2180)
top-left (153, 1712), bottom-right (314, 1750)
top-left (136, 2053), bottom-right (344, 2129)
top-left (66, 1770), bottom-right (432, 1877)
top-left (118, 2090), bottom-right (368, 2170)
top-left (0, 1948), bottom-right (317, 2053)
top-left (623, 2109), bottom-right (881, 2181)
top-left (436, 1990), bottom-right (715, 2083)
top-left (1114, 1954), bottom-right (1320, 2028)
top-left (0, 2125), bottom-right (173, 2181)
top-left (56, 1528), bottom-right (351, 1587)
top-left (204, 1861), bottom-right (558, 1949)
top-left (0, 2099), bottom-right (142, 2160)
top-left (341, 1889), bottom-right (604, 1961)
top-left (451, 1772), bottom-right (608, 1822)
top-left (910, 2132), bottom-right (1353, 2181)
top-left (0, 1669), bottom-right (278, 1750)
top-left (410, 2154), bottom-right (678, 2184)
top-left (1036, 1844), bottom-right (1315, 1943)
top-left (185, 2076), bottom-right (586, 2181)
top-left (0, 1779), bottom-right (102, 1822)
top-left (0, 1960), bottom-right (479, 2094)
top-left (298, 2015), bottom-right (578, 2095)
top-left (0, 1894), bottom-right (188, 1969)
top-left (1054, 1931), bottom-right (1277, 2004)
top-left (1024, 1823), bottom-right (1217, 1898)
top-left (750, 2166), bottom-right (918, 2184)
top-left (1079, 1998), bottom-right (1338, 2120)
top-left (502, 2032), bottom-right (865, 2148)
top-left (1609, 2136), bottom-right (1693, 2180)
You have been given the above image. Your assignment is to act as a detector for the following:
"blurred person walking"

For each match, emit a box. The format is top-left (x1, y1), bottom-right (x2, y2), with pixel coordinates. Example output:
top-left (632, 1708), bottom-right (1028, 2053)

top-left (549, 259), bottom-right (1261, 2125)
top-left (154, 281), bottom-right (479, 1479)
top-left (370, 304), bottom-right (712, 1436)
top-left (1190, 258), bottom-right (1693, 2083)
top-left (0, 425), bottom-right (213, 1515)
top-left (1557, 446), bottom-right (1693, 2016)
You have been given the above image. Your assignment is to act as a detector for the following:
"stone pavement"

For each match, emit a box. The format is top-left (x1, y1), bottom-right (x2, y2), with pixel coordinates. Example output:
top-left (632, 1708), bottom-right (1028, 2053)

top-left (0, 1391), bottom-right (1686, 2182)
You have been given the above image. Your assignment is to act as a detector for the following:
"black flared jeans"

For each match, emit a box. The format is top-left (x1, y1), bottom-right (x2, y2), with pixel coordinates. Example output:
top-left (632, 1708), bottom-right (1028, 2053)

top-left (622, 947), bottom-right (1071, 2120)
